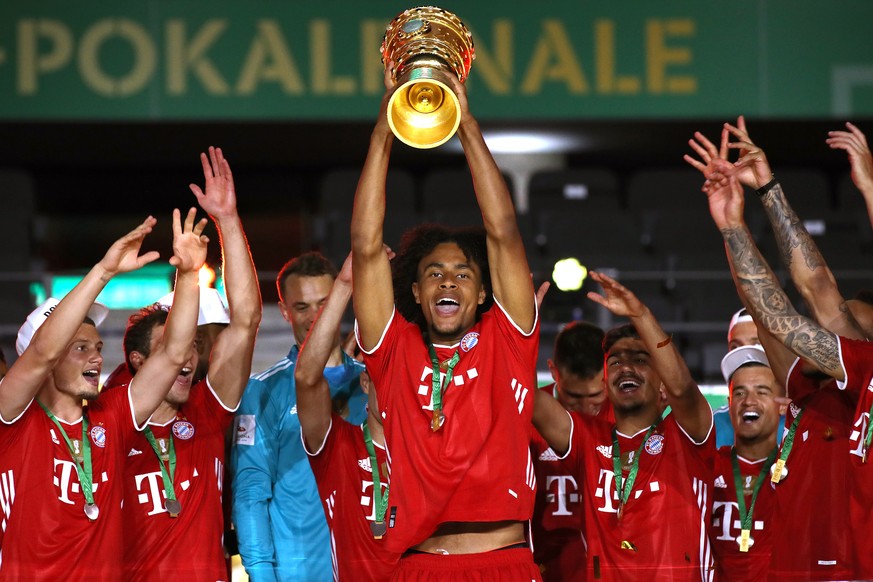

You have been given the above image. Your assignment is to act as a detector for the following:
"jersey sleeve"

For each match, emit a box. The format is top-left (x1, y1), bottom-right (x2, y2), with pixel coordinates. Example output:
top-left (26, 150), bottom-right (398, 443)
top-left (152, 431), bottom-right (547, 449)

top-left (357, 309), bottom-right (407, 407)
top-left (836, 336), bottom-right (873, 395)
top-left (230, 377), bottom-right (280, 582)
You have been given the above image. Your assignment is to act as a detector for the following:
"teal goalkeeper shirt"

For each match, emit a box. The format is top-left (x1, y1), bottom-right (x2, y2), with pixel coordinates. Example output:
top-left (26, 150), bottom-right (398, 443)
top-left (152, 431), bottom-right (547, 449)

top-left (231, 346), bottom-right (365, 581)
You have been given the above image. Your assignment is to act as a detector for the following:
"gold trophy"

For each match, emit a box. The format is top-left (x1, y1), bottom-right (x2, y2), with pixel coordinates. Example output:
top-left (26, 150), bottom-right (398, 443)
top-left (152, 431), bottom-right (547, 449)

top-left (381, 6), bottom-right (475, 149)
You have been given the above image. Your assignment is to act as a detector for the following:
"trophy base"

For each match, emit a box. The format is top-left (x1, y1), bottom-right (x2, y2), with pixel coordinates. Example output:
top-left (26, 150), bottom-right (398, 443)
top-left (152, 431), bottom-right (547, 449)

top-left (387, 64), bottom-right (461, 149)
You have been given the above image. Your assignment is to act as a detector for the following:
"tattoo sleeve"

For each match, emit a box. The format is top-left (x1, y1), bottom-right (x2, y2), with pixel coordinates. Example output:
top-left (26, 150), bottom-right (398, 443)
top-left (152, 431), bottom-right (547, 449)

top-left (760, 183), bottom-right (825, 273)
top-left (721, 224), bottom-right (842, 378)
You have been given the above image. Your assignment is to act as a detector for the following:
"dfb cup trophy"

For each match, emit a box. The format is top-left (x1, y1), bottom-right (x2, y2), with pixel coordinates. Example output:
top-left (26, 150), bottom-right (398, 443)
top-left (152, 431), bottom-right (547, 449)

top-left (381, 6), bottom-right (476, 149)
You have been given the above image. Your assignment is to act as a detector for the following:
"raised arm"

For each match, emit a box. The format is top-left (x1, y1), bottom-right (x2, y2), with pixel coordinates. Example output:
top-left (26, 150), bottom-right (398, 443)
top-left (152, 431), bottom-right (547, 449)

top-left (452, 77), bottom-right (535, 332)
top-left (701, 162), bottom-right (845, 381)
top-left (687, 119), bottom-right (864, 340)
top-left (351, 69), bottom-right (396, 351)
top-left (296, 254), bottom-right (353, 449)
top-left (587, 271), bottom-right (711, 441)
top-left (827, 121), bottom-right (873, 227)
top-left (129, 208), bottom-right (208, 425)
top-left (189, 146), bottom-right (262, 408)
top-left (0, 217), bottom-right (159, 421)
top-left (532, 389), bottom-right (572, 456)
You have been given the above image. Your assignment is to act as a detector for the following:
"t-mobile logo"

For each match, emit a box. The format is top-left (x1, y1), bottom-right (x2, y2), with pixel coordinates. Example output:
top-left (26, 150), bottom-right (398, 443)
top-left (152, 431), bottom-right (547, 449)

top-left (545, 475), bottom-right (580, 516)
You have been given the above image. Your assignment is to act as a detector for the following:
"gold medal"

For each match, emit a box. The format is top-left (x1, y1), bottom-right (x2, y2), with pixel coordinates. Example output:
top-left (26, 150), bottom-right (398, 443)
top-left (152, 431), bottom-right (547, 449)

top-left (737, 529), bottom-right (754, 552)
top-left (431, 410), bottom-right (442, 432)
top-left (770, 459), bottom-right (787, 483)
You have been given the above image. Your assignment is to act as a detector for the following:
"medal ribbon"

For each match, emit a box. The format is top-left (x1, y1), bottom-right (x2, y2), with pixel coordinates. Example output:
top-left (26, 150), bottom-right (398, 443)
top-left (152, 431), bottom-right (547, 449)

top-left (771, 407), bottom-right (803, 482)
top-left (143, 427), bottom-right (178, 505)
top-left (611, 415), bottom-right (663, 513)
top-left (731, 447), bottom-right (777, 534)
top-left (427, 344), bottom-right (460, 431)
top-left (38, 401), bottom-right (95, 506)
top-left (363, 421), bottom-right (389, 532)
top-left (863, 399), bottom-right (873, 462)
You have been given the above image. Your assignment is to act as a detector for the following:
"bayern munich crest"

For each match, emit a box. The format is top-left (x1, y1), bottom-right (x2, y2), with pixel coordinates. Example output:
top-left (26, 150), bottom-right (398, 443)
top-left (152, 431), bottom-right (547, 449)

top-left (644, 434), bottom-right (665, 455)
top-left (460, 332), bottom-right (479, 352)
top-left (172, 421), bottom-right (195, 440)
top-left (90, 425), bottom-right (107, 448)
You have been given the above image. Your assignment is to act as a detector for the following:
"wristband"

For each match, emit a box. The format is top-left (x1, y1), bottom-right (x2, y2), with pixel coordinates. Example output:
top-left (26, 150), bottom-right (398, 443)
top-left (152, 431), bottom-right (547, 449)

top-left (756, 177), bottom-right (778, 197)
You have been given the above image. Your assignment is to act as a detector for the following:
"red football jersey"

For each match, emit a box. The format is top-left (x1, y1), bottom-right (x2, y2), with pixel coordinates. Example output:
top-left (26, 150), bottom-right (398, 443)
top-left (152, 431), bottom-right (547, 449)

top-left (359, 302), bottom-right (539, 553)
top-left (569, 411), bottom-right (715, 580)
top-left (306, 413), bottom-right (399, 581)
top-left (768, 361), bottom-right (854, 580)
top-left (530, 388), bottom-right (586, 582)
top-left (0, 387), bottom-right (137, 580)
top-left (120, 379), bottom-right (233, 580)
top-left (836, 336), bottom-right (873, 578)
top-left (710, 447), bottom-right (776, 581)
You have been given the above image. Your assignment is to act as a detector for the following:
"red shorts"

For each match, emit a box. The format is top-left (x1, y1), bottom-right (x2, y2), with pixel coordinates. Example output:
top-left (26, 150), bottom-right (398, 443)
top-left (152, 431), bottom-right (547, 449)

top-left (391, 547), bottom-right (543, 582)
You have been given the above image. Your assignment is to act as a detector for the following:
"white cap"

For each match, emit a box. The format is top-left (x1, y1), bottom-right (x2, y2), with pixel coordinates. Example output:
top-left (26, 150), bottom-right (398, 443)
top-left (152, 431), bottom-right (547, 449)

top-left (727, 308), bottom-right (754, 339)
top-left (16, 298), bottom-right (110, 356)
top-left (158, 287), bottom-right (230, 326)
top-left (721, 344), bottom-right (770, 384)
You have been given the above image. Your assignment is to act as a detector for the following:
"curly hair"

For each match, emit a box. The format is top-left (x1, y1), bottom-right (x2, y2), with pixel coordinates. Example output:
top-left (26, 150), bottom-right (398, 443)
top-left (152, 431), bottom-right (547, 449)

top-left (391, 224), bottom-right (493, 332)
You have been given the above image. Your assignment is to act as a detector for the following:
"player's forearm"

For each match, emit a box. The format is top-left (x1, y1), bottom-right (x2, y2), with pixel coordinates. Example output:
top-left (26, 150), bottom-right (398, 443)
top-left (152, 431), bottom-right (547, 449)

top-left (456, 117), bottom-right (518, 239)
top-left (722, 224), bottom-right (843, 378)
top-left (759, 182), bottom-right (836, 303)
top-left (629, 307), bottom-right (696, 399)
top-left (215, 215), bottom-right (262, 332)
top-left (351, 128), bottom-right (393, 256)
top-left (297, 281), bottom-right (352, 387)
top-left (161, 268), bottom-right (200, 364)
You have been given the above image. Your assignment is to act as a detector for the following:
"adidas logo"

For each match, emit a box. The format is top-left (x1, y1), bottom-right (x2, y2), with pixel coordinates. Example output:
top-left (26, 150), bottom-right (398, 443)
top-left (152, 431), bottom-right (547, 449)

top-left (128, 448), bottom-right (143, 457)
top-left (714, 475), bottom-right (727, 489)
top-left (596, 445), bottom-right (612, 459)
top-left (358, 458), bottom-right (372, 472)
top-left (538, 448), bottom-right (560, 462)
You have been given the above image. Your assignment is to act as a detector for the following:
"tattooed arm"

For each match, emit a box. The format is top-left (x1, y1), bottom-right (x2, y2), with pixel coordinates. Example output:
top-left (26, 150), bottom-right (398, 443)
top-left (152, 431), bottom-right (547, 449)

top-left (702, 163), bottom-right (846, 381)
top-left (721, 119), bottom-right (864, 340)
top-left (687, 117), bottom-right (863, 340)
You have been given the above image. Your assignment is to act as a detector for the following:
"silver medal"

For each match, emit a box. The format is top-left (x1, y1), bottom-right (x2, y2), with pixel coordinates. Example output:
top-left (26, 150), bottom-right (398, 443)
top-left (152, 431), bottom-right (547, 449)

top-left (370, 520), bottom-right (387, 538)
top-left (84, 502), bottom-right (100, 521)
top-left (165, 498), bottom-right (182, 517)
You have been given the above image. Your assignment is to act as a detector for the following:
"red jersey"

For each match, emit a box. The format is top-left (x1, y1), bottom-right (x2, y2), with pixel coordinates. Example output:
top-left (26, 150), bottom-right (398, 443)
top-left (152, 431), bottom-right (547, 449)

top-left (306, 413), bottom-right (399, 581)
top-left (531, 386), bottom-right (586, 582)
top-left (836, 336), bottom-right (873, 578)
top-left (710, 447), bottom-right (776, 581)
top-left (120, 379), bottom-right (233, 580)
top-left (569, 411), bottom-right (715, 580)
top-left (768, 361), bottom-right (854, 580)
top-left (359, 302), bottom-right (539, 553)
top-left (0, 387), bottom-right (137, 581)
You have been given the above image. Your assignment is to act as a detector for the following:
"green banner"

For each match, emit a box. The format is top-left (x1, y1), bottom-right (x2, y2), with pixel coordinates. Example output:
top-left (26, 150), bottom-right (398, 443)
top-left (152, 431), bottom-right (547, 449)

top-left (1, 1), bottom-right (871, 120)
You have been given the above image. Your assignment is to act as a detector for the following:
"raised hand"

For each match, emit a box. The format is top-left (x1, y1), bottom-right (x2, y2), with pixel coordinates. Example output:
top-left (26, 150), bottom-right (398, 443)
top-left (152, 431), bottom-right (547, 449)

top-left (724, 117), bottom-right (773, 189)
top-left (586, 271), bottom-right (645, 319)
top-left (189, 146), bottom-right (237, 221)
top-left (702, 160), bottom-right (746, 231)
top-left (169, 207), bottom-right (209, 273)
top-left (827, 122), bottom-right (873, 195)
top-left (97, 216), bottom-right (161, 277)
top-left (684, 126), bottom-right (730, 182)
top-left (536, 280), bottom-right (551, 310)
